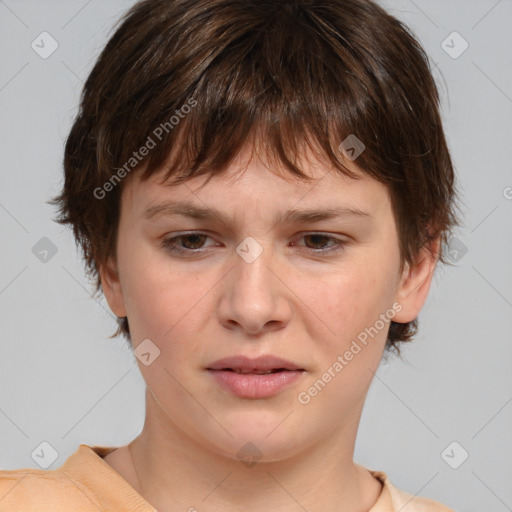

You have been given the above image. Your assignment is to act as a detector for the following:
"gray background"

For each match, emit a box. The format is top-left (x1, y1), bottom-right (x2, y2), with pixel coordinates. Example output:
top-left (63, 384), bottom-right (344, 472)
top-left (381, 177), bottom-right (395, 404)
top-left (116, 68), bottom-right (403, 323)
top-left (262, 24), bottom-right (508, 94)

top-left (0, 1), bottom-right (511, 510)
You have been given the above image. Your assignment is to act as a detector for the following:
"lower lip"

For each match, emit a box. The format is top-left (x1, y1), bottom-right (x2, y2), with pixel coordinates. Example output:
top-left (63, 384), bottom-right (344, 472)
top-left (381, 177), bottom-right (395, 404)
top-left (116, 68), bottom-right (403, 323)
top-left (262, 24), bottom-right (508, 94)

top-left (207, 370), bottom-right (304, 398)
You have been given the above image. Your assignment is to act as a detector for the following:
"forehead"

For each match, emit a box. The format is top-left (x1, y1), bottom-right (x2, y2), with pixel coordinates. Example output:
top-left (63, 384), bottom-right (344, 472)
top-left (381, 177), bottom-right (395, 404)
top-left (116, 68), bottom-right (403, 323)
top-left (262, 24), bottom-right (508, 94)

top-left (121, 144), bottom-right (390, 222)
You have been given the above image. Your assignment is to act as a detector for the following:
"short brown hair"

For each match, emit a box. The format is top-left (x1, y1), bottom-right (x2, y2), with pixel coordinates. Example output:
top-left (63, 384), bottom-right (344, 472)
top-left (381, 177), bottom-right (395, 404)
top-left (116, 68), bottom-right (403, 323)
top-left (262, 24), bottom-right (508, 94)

top-left (50, 0), bottom-right (461, 353)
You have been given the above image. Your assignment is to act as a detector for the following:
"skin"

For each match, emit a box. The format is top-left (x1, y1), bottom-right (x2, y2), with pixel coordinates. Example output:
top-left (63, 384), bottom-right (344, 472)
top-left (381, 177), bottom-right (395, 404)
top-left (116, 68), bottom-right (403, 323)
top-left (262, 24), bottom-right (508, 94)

top-left (100, 143), bottom-right (439, 512)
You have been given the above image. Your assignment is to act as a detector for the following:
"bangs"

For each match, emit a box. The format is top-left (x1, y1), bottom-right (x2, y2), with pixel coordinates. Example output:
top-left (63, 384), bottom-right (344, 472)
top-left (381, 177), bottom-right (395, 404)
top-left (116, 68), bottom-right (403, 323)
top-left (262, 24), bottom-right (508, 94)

top-left (137, 108), bottom-right (361, 189)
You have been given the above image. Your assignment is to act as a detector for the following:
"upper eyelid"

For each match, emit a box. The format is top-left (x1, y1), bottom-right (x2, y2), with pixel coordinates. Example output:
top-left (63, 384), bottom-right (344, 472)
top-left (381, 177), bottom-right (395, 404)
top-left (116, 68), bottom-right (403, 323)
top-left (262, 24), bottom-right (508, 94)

top-left (163, 231), bottom-right (348, 248)
top-left (165, 231), bottom-right (347, 240)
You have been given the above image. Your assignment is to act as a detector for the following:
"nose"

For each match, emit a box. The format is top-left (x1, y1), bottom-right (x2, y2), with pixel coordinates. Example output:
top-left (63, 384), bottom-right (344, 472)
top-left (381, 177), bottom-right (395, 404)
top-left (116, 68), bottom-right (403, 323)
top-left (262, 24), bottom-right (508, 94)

top-left (217, 238), bottom-right (293, 336)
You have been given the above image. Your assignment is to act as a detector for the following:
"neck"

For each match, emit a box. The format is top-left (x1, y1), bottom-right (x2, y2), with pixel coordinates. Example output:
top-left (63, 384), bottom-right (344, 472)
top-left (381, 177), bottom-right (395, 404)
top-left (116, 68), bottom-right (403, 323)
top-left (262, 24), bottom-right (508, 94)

top-left (125, 391), bottom-right (382, 512)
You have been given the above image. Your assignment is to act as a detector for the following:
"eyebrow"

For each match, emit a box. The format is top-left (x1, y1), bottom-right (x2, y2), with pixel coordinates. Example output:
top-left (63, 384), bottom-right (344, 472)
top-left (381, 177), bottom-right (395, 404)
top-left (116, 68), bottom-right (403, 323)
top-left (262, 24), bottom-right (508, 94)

top-left (143, 201), bottom-right (371, 225)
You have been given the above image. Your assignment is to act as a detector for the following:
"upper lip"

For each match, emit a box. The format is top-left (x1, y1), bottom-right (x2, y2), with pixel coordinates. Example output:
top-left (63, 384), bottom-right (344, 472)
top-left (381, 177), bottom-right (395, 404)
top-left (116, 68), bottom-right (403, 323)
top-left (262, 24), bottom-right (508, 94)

top-left (206, 355), bottom-right (304, 372)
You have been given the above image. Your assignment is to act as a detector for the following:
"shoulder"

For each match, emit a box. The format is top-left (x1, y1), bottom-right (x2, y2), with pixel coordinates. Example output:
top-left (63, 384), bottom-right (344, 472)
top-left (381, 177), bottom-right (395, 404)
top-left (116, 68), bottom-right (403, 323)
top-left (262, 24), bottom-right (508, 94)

top-left (388, 482), bottom-right (456, 511)
top-left (0, 444), bottom-right (149, 512)
top-left (370, 470), bottom-right (456, 512)
top-left (0, 467), bottom-right (100, 511)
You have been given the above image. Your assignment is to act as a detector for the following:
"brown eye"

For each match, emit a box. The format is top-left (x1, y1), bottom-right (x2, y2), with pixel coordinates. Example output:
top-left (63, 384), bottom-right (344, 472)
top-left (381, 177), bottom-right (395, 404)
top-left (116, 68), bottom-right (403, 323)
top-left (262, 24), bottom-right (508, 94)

top-left (295, 234), bottom-right (347, 254)
top-left (161, 233), bottom-right (212, 255)
top-left (303, 234), bottom-right (336, 250)
top-left (176, 234), bottom-right (208, 250)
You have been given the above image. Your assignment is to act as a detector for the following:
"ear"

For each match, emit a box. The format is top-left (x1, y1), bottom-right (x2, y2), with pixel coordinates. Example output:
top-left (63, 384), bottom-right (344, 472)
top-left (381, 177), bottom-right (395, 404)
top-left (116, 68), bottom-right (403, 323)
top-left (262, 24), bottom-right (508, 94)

top-left (392, 236), bottom-right (440, 323)
top-left (99, 256), bottom-right (127, 318)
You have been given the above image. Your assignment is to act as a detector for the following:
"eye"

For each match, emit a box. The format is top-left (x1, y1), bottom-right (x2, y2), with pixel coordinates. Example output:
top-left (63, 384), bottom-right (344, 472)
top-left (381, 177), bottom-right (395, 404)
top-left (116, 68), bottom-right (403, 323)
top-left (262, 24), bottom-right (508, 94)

top-left (293, 234), bottom-right (347, 254)
top-left (160, 233), bottom-right (213, 254)
top-left (160, 232), bottom-right (348, 257)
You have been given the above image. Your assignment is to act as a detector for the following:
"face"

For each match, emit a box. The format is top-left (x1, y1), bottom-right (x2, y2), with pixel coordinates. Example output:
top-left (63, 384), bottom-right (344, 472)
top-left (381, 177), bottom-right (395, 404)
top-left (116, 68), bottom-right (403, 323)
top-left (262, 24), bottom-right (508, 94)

top-left (101, 144), bottom-right (437, 462)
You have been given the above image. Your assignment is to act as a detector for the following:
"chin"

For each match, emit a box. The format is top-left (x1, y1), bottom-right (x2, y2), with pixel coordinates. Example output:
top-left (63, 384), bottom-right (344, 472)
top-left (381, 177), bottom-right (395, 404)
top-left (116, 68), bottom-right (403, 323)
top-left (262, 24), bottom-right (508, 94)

top-left (200, 419), bottom-right (310, 463)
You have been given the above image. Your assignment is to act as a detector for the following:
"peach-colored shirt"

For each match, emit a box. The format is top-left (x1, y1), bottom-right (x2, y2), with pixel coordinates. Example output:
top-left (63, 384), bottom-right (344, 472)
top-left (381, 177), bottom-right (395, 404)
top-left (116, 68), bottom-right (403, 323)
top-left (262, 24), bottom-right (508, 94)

top-left (0, 444), bottom-right (454, 511)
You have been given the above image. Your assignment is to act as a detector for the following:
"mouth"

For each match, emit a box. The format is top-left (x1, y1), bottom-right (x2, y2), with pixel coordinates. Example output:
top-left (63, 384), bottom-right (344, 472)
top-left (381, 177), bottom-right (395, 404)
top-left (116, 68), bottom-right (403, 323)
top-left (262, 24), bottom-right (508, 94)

top-left (206, 355), bottom-right (305, 398)
top-left (217, 368), bottom-right (300, 375)
top-left (206, 355), bottom-right (305, 373)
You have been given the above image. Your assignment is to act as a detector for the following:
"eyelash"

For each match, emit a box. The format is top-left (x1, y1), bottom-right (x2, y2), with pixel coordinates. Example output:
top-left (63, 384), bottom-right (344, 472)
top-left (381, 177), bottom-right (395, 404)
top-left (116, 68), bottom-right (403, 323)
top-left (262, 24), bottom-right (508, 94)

top-left (159, 232), bottom-right (348, 256)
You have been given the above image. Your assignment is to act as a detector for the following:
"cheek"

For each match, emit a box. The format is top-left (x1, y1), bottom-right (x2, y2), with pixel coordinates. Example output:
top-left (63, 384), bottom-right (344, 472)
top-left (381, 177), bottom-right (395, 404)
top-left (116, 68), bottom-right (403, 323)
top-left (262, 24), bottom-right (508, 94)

top-left (302, 259), bottom-right (396, 349)
top-left (119, 249), bottom-right (228, 384)
top-left (117, 237), bottom-right (203, 342)
top-left (124, 273), bottom-right (208, 347)
top-left (294, 263), bottom-right (397, 417)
